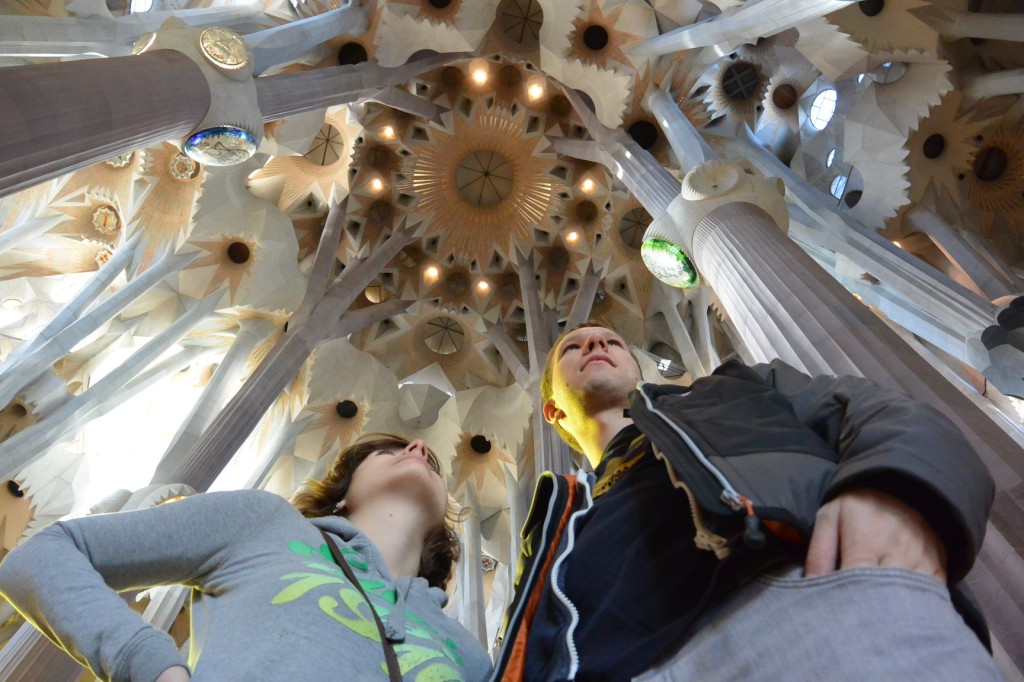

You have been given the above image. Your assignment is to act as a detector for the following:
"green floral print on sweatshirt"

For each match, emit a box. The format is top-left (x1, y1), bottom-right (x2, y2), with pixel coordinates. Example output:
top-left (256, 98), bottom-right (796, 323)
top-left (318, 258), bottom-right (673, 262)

top-left (271, 540), bottom-right (466, 681)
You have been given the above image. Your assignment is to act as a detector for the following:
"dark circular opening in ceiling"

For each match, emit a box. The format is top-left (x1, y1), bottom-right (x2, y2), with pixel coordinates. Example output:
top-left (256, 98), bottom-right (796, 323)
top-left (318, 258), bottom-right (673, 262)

top-left (619, 207), bottom-right (651, 250)
top-left (335, 400), bottom-right (359, 419)
top-left (973, 147), bottom-right (1008, 182)
top-left (440, 66), bottom-right (464, 87)
top-left (549, 94), bottom-right (572, 116)
top-left (368, 200), bottom-right (393, 223)
top-left (470, 435), bottom-right (492, 453)
top-left (722, 62), bottom-right (761, 101)
top-left (843, 190), bottom-right (863, 208)
top-left (772, 84), bottom-right (798, 109)
top-left (583, 25), bottom-right (609, 51)
top-left (456, 151), bottom-right (514, 206)
top-left (227, 242), bottom-right (250, 264)
top-left (858, 0), bottom-right (884, 16)
top-left (338, 42), bottom-right (368, 65)
top-left (428, 0), bottom-right (452, 8)
top-left (11, 402), bottom-right (27, 418)
top-left (628, 120), bottom-right (659, 149)
top-left (575, 200), bottom-right (598, 223)
top-left (922, 134), bottom-right (946, 159)
top-left (498, 64), bottom-right (523, 88)
top-left (6, 480), bottom-right (24, 498)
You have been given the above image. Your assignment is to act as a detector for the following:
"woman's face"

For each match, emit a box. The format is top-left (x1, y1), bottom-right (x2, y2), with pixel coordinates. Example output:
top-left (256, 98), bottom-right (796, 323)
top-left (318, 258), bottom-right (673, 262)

top-left (344, 439), bottom-right (449, 524)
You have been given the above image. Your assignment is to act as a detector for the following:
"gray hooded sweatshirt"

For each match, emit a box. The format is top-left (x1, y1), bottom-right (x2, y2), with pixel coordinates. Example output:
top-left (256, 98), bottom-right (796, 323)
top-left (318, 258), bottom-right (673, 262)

top-left (0, 489), bottom-right (492, 682)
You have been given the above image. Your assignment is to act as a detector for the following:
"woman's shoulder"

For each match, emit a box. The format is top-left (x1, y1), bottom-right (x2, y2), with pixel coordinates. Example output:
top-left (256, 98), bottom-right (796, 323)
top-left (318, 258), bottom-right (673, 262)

top-left (186, 489), bottom-right (300, 517)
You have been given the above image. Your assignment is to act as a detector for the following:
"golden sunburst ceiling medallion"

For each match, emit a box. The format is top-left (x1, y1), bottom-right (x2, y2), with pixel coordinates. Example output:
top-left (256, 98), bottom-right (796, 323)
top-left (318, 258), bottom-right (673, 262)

top-left (405, 107), bottom-right (560, 266)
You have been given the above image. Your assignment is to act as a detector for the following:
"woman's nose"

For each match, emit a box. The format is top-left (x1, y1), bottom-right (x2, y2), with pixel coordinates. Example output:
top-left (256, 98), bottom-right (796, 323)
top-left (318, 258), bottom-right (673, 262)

top-left (405, 439), bottom-right (428, 458)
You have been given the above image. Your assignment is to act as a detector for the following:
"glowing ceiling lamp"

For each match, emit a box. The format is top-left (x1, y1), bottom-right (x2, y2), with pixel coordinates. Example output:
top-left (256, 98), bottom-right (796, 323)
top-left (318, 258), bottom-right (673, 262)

top-left (565, 231), bottom-right (579, 244)
top-left (381, 126), bottom-right (395, 140)
top-left (580, 178), bottom-right (595, 193)
top-left (469, 59), bottom-right (489, 86)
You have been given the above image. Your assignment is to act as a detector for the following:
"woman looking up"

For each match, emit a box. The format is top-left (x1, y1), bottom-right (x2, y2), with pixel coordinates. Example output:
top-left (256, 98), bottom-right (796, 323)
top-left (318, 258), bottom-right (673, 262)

top-left (0, 435), bottom-right (492, 682)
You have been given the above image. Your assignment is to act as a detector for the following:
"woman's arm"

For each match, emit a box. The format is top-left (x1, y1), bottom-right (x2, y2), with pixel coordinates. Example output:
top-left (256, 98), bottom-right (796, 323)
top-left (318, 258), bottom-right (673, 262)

top-left (0, 490), bottom-right (284, 682)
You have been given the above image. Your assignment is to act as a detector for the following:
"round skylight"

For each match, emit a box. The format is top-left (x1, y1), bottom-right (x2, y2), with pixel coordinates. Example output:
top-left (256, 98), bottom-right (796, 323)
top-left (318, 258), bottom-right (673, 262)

top-left (830, 175), bottom-right (848, 199)
top-left (809, 89), bottom-right (837, 130)
top-left (826, 148), bottom-right (836, 168)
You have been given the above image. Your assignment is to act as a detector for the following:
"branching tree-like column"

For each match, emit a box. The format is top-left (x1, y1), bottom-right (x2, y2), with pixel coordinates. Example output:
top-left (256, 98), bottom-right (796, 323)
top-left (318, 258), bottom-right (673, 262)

top-left (149, 220), bottom-right (419, 491)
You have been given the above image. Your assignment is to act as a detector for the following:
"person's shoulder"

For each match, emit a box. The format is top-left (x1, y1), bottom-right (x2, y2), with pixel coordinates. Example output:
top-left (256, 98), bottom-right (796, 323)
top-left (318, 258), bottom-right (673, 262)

top-left (194, 489), bottom-right (296, 515)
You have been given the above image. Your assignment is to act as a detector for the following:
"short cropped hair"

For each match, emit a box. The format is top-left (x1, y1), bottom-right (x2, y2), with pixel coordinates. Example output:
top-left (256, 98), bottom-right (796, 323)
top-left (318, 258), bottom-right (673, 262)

top-left (540, 321), bottom-right (641, 454)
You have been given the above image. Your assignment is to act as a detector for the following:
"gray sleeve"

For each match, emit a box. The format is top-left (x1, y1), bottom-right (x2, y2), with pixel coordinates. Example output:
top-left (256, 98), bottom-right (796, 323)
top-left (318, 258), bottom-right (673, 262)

top-left (0, 490), bottom-right (286, 682)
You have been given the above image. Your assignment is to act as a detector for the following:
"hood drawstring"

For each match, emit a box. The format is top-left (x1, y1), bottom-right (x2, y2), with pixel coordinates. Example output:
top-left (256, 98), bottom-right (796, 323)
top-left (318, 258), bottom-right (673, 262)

top-left (384, 576), bottom-right (413, 641)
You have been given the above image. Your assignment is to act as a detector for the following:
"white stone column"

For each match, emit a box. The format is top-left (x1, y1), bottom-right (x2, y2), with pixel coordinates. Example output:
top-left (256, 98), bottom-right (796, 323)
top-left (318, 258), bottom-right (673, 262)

top-left (962, 68), bottom-right (1024, 99)
top-left (458, 489), bottom-right (488, 648)
top-left (927, 10), bottom-right (1024, 42)
top-left (904, 206), bottom-right (1014, 300)
top-left (0, 624), bottom-right (84, 682)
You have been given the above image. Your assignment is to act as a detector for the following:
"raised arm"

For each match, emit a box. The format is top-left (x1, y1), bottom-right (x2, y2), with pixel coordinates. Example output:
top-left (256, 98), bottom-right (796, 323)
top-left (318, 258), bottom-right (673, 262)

top-left (0, 490), bottom-right (283, 682)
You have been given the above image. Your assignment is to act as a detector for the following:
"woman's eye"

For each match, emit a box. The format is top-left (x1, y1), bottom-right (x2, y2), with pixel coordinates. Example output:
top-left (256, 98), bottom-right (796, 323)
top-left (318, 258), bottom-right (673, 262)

top-left (608, 339), bottom-right (621, 346)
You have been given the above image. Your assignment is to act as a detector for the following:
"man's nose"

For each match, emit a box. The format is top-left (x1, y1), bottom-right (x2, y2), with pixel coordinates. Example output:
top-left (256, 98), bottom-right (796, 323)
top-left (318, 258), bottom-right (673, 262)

top-left (584, 335), bottom-right (608, 352)
top-left (405, 439), bottom-right (428, 458)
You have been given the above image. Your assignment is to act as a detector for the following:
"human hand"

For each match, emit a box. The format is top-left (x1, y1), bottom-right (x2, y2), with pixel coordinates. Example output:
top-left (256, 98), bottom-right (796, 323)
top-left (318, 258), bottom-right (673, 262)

top-left (156, 665), bottom-right (190, 682)
top-left (804, 488), bottom-right (947, 583)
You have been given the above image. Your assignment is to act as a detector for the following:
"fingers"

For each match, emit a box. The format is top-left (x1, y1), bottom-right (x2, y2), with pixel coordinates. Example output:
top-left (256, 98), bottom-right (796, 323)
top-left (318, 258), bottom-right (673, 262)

top-left (804, 499), bottom-right (840, 578)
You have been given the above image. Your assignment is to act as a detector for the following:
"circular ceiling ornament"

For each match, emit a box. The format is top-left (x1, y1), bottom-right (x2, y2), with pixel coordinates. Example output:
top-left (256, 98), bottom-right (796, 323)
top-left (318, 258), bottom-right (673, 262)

top-left (168, 153), bottom-right (201, 181)
top-left (641, 239), bottom-right (699, 288)
top-left (132, 31), bottom-right (156, 55)
top-left (304, 124), bottom-right (346, 166)
top-left (226, 241), bottom-right (251, 264)
top-left (618, 207), bottom-right (650, 250)
top-left (498, 0), bottom-right (543, 49)
top-left (470, 435), bottom-right (492, 453)
top-left (423, 316), bottom-right (465, 354)
top-left (183, 126), bottom-right (257, 166)
top-left (198, 27), bottom-right (249, 71)
top-left (91, 206), bottom-right (120, 235)
top-left (681, 160), bottom-right (742, 200)
top-left (456, 152), bottom-right (514, 206)
top-left (721, 62), bottom-right (761, 101)
top-left (405, 107), bottom-right (558, 265)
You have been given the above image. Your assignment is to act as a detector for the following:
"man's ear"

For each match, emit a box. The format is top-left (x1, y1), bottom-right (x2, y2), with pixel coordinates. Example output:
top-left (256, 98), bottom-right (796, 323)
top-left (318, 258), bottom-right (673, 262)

top-left (542, 399), bottom-right (564, 425)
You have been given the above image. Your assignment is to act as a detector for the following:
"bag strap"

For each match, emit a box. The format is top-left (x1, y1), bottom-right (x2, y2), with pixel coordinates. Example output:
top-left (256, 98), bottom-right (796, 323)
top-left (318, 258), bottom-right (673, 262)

top-left (319, 528), bottom-right (403, 682)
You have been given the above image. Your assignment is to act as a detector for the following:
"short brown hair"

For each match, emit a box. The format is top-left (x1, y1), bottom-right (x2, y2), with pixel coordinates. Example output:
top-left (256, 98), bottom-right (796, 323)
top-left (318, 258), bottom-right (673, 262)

top-left (540, 321), bottom-right (640, 454)
top-left (292, 435), bottom-right (460, 589)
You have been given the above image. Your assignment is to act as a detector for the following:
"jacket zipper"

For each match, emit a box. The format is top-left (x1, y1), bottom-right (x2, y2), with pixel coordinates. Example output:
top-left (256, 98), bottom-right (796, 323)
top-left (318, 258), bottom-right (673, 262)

top-left (639, 384), bottom-right (766, 551)
top-left (548, 473), bottom-right (593, 680)
top-left (651, 444), bottom-right (731, 559)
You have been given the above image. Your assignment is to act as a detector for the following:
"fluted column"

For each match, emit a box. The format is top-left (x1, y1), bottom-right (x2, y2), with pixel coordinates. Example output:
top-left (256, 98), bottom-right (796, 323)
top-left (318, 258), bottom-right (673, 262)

top-left (628, 0), bottom-right (854, 56)
top-left (0, 624), bottom-right (82, 682)
top-left (458, 489), bottom-right (488, 648)
top-left (0, 50), bottom-right (210, 198)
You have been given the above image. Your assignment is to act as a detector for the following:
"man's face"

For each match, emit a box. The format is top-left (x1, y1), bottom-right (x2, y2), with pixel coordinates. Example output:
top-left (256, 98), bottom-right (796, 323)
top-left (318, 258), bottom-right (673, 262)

top-left (543, 326), bottom-right (641, 428)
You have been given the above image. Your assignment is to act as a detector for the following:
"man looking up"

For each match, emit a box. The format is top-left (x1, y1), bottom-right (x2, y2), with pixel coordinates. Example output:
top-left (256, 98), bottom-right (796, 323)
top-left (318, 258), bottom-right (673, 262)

top-left (492, 323), bottom-right (1001, 681)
